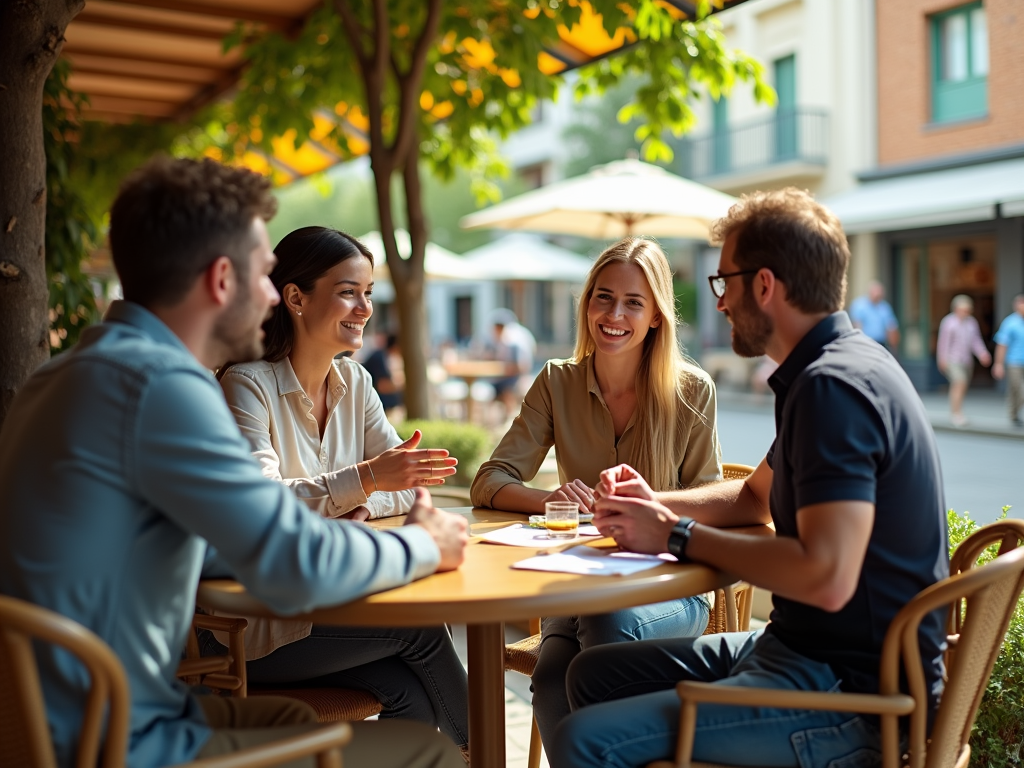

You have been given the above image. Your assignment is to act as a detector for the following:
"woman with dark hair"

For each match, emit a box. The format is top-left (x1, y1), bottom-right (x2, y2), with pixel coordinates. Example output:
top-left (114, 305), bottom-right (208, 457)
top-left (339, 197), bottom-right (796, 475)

top-left (208, 226), bottom-right (469, 751)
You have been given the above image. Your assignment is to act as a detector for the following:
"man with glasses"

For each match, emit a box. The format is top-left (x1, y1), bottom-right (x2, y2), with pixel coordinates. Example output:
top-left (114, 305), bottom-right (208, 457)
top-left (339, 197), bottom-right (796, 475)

top-left (550, 188), bottom-right (948, 768)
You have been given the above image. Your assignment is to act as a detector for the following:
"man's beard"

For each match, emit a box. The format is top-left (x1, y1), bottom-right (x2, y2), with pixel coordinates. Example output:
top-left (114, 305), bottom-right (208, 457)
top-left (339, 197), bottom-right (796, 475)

top-left (730, 286), bottom-right (773, 358)
top-left (212, 282), bottom-right (266, 364)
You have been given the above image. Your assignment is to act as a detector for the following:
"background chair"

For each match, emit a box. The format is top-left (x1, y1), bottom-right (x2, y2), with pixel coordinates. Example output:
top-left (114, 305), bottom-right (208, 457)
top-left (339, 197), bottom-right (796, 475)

top-left (650, 520), bottom-right (1024, 768)
top-left (506, 462), bottom-right (760, 768)
top-left (0, 594), bottom-right (350, 768)
top-left (179, 615), bottom-right (384, 725)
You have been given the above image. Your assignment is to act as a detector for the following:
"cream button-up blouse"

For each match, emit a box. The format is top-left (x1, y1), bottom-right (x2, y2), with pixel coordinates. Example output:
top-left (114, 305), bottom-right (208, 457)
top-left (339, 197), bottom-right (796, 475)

top-left (219, 356), bottom-right (415, 658)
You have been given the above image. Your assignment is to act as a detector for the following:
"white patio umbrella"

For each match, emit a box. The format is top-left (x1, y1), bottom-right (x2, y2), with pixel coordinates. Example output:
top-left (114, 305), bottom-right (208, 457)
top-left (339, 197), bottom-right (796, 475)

top-left (460, 234), bottom-right (593, 282)
top-left (358, 229), bottom-right (486, 281)
top-left (460, 158), bottom-right (737, 241)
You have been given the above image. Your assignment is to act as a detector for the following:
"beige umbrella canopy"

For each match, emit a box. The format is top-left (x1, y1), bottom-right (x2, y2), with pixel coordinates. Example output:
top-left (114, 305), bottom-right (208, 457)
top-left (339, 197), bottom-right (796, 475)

top-left (460, 158), bottom-right (737, 241)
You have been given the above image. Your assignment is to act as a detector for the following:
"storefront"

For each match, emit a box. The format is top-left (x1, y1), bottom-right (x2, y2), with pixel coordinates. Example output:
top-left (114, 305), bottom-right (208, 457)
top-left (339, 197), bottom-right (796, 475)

top-left (825, 151), bottom-right (1024, 391)
top-left (886, 225), bottom-right (998, 389)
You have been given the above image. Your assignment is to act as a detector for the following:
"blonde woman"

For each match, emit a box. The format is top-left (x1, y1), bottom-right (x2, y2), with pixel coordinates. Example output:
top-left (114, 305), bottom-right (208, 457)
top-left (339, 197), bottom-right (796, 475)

top-left (471, 237), bottom-right (722, 747)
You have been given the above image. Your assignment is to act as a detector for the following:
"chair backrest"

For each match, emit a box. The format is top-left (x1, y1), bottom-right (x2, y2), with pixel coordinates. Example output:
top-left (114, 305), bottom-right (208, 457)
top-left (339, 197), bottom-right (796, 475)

top-left (721, 463), bottom-right (755, 481)
top-left (875, 532), bottom-right (1024, 768)
top-left (0, 595), bottom-right (130, 768)
top-left (947, 519), bottom-right (1024, 637)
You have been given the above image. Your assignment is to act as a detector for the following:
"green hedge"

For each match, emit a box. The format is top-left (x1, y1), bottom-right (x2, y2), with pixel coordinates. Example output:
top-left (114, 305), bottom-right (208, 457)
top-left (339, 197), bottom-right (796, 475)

top-left (396, 420), bottom-right (492, 487)
top-left (947, 507), bottom-right (1023, 767)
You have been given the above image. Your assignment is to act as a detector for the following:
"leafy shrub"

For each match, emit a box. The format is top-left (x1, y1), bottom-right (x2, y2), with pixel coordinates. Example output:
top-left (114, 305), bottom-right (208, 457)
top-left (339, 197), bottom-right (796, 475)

top-left (947, 507), bottom-right (1024, 767)
top-left (396, 420), bottom-right (491, 487)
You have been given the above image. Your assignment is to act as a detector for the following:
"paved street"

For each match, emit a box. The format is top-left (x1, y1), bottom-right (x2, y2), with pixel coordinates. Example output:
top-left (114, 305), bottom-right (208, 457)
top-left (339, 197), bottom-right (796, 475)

top-left (717, 394), bottom-right (1024, 524)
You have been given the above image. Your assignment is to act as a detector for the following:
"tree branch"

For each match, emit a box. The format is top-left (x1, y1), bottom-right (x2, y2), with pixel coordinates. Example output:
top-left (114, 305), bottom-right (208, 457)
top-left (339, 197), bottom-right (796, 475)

top-left (402, 145), bottom-right (427, 275)
top-left (333, 0), bottom-right (367, 63)
top-left (391, 0), bottom-right (443, 167)
top-left (371, 0), bottom-right (390, 96)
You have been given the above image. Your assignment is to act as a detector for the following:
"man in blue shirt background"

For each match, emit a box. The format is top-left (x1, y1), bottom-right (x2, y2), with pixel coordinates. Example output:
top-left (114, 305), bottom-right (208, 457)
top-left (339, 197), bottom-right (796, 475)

top-left (849, 279), bottom-right (900, 351)
top-left (0, 157), bottom-right (467, 768)
top-left (993, 293), bottom-right (1024, 427)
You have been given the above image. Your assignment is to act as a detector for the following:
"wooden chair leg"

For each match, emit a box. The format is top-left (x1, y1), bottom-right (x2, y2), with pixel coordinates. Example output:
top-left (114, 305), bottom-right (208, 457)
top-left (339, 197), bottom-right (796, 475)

top-left (527, 713), bottom-right (543, 768)
top-left (723, 585), bottom-right (738, 633)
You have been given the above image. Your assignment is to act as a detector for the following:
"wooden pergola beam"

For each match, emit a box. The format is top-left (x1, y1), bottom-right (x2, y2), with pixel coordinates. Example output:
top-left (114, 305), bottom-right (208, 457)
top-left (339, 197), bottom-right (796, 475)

top-left (96, 0), bottom-right (296, 29)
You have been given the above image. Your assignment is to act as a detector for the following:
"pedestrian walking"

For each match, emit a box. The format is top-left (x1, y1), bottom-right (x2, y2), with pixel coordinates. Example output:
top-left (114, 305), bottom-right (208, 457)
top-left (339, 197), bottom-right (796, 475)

top-left (993, 293), bottom-right (1024, 427)
top-left (936, 294), bottom-right (992, 427)
top-left (849, 279), bottom-right (899, 351)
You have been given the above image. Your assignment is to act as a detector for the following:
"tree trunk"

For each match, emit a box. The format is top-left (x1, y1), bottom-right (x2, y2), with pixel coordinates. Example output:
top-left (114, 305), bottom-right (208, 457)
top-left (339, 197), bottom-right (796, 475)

top-left (367, 150), bottom-right (430, 421)
top-left (392, 270), bottom-right (429, 421)
top-left (397, 145), bottom-right (431, 421)
top-left (0, 0), bottom-right (82, 430)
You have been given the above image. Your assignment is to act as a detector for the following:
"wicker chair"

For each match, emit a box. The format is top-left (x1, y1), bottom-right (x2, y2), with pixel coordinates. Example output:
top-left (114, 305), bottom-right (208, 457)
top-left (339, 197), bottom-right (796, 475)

top-left (179, 615), bottom-right (384, 724)
top-left (0, 595), bottom-right (350, 768)
top-left (649, 520), bottom-right (1024, 768)
top-left (945, 519), bottom-right (1024, 668)
top-left (506, 462), bottom-right (759, 768)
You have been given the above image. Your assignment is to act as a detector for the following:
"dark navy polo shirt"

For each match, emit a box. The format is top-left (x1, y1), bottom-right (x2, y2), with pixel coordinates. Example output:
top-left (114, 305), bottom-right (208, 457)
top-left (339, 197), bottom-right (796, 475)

top-left (764, 312), bottom-right (949, 717)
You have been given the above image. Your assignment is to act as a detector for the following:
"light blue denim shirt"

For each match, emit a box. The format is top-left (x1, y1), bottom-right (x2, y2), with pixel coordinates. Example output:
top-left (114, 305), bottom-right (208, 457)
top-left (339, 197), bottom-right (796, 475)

top-left (994, 311), bottom-right (1024, 365)
top-left (0, 301), bottom-right (440, 768)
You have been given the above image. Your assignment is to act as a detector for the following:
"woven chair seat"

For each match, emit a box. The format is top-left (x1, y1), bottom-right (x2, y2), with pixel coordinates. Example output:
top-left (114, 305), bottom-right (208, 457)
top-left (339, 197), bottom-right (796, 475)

top-left (504, 632), bottom-right (542, 676)
top-left (703, 589), bottom-right (729, 635)
top-left (250, 687), bottom-right (383, 723)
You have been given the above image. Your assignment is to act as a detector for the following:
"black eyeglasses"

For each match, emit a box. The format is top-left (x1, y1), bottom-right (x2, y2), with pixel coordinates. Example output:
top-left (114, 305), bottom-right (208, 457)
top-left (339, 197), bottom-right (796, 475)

top-left (707, 269), bottom-right (759, 298)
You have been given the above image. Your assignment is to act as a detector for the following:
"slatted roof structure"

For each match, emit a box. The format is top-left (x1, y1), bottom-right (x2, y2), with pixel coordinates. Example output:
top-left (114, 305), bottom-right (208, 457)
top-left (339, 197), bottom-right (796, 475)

top-left (62, 1), bottom-right (746, 182)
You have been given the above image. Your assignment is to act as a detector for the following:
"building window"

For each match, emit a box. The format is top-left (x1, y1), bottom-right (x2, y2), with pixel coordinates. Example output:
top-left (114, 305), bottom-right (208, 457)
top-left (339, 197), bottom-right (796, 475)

top-left (711, 96), bottom-right (729, 174)
top-left (773, 54), bottom-right (797, 161)
top-left (930, 3), bottom-right (988, 123)
top-left (454, 296), bottom-right (473, 343)
top-left (517, 162), bottom-right (548, 190)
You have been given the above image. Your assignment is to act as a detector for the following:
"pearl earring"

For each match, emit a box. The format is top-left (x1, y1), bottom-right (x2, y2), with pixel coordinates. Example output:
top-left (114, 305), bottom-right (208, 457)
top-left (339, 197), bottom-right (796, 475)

top-left (296, 310), bottom-right (302, 316)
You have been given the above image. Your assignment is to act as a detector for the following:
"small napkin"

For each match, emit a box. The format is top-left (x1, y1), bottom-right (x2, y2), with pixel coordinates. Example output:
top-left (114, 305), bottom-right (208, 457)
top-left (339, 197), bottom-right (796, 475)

top-left (478, 523), bottom-right (601, 548)
top-left (512, 545), bottom-right (677, 575)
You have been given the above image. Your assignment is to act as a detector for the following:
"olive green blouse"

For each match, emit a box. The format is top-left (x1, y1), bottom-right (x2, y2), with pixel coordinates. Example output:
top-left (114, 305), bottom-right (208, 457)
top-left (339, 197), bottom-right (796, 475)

top-left (471, 355), bottom-right (722, 507)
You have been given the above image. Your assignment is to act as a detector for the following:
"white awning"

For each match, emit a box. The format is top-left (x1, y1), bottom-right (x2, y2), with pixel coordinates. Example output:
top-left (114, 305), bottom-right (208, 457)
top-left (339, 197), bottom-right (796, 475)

top-left (358, 230), bottom-right (487, 281)
top-left (823, 157), bottom-right (1024, 234)
top-left (460, 234), bottom-right (593, 282)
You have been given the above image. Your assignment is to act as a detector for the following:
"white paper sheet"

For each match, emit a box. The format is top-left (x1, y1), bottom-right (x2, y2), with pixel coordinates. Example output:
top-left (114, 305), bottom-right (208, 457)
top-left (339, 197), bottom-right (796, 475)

top-left (477, 523), bottom-right (601, 548)
top-left (512, 545), bottom-right (677, 576)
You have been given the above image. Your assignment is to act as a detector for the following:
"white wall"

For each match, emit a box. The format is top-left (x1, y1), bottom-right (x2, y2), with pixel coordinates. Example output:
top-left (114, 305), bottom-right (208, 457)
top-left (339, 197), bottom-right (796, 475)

top-left (693, 0), bottom-right (876, 198)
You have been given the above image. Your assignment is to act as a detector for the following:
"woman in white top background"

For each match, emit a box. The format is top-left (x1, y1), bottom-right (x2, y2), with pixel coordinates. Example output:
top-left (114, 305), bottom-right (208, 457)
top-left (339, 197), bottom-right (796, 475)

top-left (208, 226), bottom-right (468, 750)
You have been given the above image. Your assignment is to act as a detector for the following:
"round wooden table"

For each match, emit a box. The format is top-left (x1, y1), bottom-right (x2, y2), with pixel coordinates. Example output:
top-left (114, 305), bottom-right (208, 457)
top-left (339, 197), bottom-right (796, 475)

top-left (197, 508), bottom-right (743, 768)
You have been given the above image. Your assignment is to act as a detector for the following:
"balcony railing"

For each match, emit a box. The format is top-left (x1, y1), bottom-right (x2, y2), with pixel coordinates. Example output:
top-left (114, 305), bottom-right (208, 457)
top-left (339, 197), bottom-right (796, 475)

top-left (677, 108), bottom-right (829, 181)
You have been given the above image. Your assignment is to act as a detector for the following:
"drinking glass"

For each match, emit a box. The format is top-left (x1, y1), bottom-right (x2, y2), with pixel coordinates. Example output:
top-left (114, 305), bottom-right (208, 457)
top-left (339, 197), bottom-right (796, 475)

top-left (544, 501), bottom-right (579, 539)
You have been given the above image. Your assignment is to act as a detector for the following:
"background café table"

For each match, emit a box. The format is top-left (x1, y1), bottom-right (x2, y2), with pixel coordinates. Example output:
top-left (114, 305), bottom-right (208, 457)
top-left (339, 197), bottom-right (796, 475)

top-left (198, 507), bottom-right (746, 768)
top-left (441, 360), bottom-right (509, 422)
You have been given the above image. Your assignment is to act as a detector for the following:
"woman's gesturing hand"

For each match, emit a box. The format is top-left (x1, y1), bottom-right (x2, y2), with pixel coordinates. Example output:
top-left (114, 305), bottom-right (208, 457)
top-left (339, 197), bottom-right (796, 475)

top-left (363, 429), bottom-right (458, 493)
top-left (542, 479), bottom-right (596, 512)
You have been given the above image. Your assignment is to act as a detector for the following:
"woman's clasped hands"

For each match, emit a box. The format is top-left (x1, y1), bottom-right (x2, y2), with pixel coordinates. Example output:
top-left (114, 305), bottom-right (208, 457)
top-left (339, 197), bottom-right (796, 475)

top-left (359, 429), bottom-right (458, 494)
top-left (542, 478), bottom-right (597, 513)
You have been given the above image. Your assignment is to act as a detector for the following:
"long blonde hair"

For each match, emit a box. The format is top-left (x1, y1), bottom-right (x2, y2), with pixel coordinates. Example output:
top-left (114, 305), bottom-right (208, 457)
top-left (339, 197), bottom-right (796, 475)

top-left (573, 238), bottom-right (703, 492)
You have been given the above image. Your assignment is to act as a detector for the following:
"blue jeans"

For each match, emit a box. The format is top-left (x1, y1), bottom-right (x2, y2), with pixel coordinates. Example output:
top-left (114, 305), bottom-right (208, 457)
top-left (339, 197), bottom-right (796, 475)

top-left (551, 629), bottom-right (883, 768)
top-left (532, 596), bottom-right (709, 749)
top-left (200, 624), bottom-right (468, 748)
